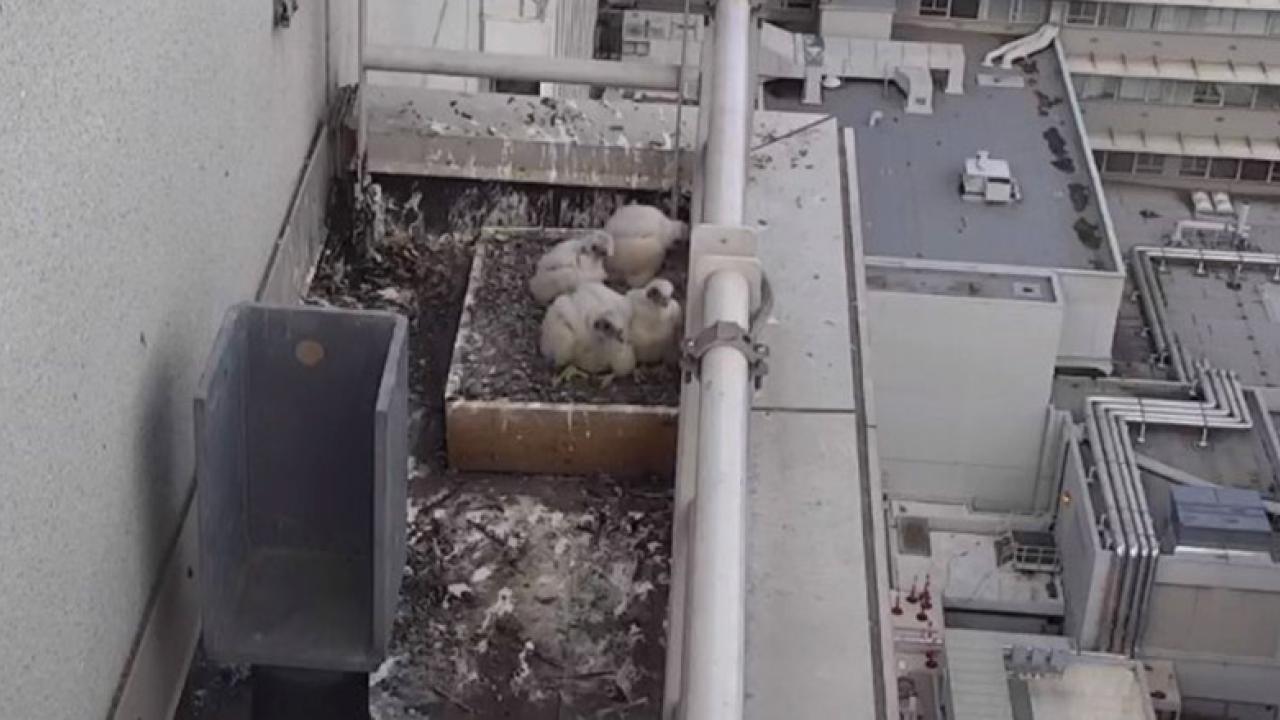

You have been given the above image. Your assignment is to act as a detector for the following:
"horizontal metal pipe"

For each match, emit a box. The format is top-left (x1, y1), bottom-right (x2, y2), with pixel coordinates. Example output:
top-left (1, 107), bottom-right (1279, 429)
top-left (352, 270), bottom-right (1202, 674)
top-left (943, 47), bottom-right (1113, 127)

top-left (364, 44), bottom-right (685, 91)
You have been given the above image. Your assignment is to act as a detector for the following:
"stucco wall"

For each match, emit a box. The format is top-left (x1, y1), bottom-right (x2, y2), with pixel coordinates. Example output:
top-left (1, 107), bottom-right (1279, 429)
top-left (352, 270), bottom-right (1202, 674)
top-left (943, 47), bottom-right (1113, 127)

top-left (867, 279), bottom-right (1063, 513)
top-left (0, 4), bottom-right (329, 718)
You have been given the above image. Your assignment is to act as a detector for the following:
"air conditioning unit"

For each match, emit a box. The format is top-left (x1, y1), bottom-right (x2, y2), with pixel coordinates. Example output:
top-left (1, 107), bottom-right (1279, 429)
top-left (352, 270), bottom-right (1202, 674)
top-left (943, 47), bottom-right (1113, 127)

top-left (961, 150), bottom-right (1022, 205)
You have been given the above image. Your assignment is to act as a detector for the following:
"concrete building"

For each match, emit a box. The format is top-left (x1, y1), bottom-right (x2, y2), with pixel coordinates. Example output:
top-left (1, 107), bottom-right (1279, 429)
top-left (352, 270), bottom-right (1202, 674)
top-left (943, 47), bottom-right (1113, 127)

top-left (1056, 0), bottom-right (1280, 194)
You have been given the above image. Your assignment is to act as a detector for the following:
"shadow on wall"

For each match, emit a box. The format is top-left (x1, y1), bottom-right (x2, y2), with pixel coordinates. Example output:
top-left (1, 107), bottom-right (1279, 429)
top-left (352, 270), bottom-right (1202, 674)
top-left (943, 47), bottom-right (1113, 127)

top-left (129, 330), bottom-right (195, 605)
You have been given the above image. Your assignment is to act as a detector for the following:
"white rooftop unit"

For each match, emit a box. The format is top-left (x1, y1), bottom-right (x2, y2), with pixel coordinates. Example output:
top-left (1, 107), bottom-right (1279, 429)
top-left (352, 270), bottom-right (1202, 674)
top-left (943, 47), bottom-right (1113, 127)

top-left (961, 151), bottom-right (1021, 205)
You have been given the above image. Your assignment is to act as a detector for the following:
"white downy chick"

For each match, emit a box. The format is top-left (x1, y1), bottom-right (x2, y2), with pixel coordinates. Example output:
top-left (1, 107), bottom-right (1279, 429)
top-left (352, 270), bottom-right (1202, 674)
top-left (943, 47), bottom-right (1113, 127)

top-left (626, 278), bottom-right (682, 365)
top-left (528, 230), bottom-right (614, 304)
top-left (603, 204), bottom-right (688, 289)
top-left (539, 282), bottom-right (637, 377)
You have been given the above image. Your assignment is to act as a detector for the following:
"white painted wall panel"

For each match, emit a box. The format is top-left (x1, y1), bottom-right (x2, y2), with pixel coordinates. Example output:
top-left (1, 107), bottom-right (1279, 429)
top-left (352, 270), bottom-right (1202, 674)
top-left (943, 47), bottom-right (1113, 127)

top-left (868, 285), bottom-right (1063, 512)
top-left (0, 4), bottom-right (328, 718)
top-left (1056, 269), bottom-right (1123, 372)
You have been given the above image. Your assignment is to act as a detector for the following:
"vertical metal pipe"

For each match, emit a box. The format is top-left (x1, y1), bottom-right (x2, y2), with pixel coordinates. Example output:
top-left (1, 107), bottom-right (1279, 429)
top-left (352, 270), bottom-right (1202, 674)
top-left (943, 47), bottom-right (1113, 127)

top-left (683, 269), bottom-right (752, 719)
top-left (357, 0), bottom-right (369, 171)
top-left (672, 1), bottom-right (757, 716)
top-left (702, 0), bottom-right (752, 225)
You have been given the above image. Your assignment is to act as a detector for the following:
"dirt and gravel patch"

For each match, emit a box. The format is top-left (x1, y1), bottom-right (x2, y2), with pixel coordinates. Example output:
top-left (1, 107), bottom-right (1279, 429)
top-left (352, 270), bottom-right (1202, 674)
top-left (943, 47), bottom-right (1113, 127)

top-left (370, 474), bottom-right (672, 720)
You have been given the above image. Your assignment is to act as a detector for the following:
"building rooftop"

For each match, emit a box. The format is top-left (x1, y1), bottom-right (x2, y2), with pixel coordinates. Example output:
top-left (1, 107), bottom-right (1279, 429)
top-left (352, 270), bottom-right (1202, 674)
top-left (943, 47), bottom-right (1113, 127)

top-left (1105, 184), bottom-right (1280, 385)
top-left (1052, 375), bottom-right (1280, 502)
top-left (768, 27), bottom-right (1113, 272)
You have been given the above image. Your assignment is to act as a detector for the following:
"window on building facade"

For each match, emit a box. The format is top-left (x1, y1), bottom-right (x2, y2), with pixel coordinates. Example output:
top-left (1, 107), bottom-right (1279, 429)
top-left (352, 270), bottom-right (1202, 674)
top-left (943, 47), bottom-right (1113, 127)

top-left (1065, 0), bottom-right (1101, 24)
top-left (1147, 79), bottom-right (1176, 104)
top-left (1101, 3), bottom-right (1129, 26)
top-left (1075, 75), bottom-right (1120, 100)
top-left (1192, 83), bottom-right (1224, 106)
top-left (919, 0), bottom-right (949, 16)
top-left (1209, 158), bottom-right (1241, 179)
top-left (1258, 86), bottom-right (1280, 110)
top-left (1126, 4), bottom-right (1156, 28)
top-left (1118, 77), bottom-right (1147, 101)
top-left (1240, 160), bottom-right (1272, 182)
top-left (1234, 9), bottom-right (1269, 33)
top-left (1105, 152), bottom-right (1137, 173)
top-left (1078, 5), bottom-right (1280, 35)
top-left (1180, 156), bottom-right (1210, 178)
top-left (1134, 153), bottom-right (1165, 175)
top-left (1222, 84), bottom-right (1256, 108)
top-left (1098, 152), bottom-right (1277, 182)
top-left (1074, 75), bottom-right (1273, 110)
top-left (1012, 0), bottom-right (1049, 23)
top-left (950, 0), bottom-right (981, 19)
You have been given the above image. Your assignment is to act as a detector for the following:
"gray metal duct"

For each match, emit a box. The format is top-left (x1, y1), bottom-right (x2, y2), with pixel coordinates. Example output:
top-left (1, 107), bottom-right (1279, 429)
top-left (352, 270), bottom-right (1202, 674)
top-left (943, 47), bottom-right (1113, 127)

top-left (1082, 363), bottom-right (1252, 654)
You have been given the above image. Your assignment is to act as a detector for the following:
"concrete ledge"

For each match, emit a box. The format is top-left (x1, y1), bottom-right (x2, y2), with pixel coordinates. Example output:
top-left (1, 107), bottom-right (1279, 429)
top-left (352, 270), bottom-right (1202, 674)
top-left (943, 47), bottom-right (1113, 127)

top-left (356, 85), bottom-right (696, 189)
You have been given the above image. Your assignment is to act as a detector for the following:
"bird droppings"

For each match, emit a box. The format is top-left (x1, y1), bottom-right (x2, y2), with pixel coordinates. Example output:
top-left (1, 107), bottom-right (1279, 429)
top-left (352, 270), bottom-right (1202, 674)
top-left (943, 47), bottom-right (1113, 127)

top-left (175, 177), bottom-right (677, 720)
top-left (454, 234), bottom-right (686, 407)
top-left (306, 176), bottom-right (683, 465)
top-left (369, 475), bottom-right (673, 720)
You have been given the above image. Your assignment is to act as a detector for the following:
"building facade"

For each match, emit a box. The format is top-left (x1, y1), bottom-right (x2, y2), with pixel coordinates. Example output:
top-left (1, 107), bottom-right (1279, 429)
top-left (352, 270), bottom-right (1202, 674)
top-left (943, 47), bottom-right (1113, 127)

top-left (1058, 0), bottom-right (1280, 193)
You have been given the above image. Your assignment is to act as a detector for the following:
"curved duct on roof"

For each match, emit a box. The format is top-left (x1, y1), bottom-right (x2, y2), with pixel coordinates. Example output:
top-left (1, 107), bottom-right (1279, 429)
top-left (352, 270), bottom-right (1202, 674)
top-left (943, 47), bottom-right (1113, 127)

top-left (982, 23), bottom-right (1060, 70)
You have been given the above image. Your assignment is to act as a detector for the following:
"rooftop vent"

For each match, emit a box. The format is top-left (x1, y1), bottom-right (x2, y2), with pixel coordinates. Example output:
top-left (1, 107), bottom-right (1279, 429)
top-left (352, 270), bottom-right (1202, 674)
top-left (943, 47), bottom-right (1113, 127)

top-left (961, 150), bottom-right (1021, 205)
top-left (1170, 485), bottom-right (1272, 554)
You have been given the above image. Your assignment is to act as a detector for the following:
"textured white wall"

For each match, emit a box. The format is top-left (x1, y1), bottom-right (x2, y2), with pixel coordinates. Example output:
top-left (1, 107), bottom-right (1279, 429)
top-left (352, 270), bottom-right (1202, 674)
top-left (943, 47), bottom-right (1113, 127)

top-left (868, 287), bottom-right (1063, 512)
top-left (0, 3), bottom-right (328, 718)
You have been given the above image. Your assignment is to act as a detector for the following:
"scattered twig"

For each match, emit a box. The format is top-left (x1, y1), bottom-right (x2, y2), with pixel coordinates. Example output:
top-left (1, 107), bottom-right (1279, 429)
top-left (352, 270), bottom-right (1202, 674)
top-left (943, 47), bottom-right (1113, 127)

top-left (595, 697), bottom-right (650, 718)
top-left (466, 518), bottom-right (526, 570)
top-left (418, 483), bottom-right (460, 516)
top-left (563, 670), bottom-right (617, 681)
top-left (428, 682), bottom-right (479, 715)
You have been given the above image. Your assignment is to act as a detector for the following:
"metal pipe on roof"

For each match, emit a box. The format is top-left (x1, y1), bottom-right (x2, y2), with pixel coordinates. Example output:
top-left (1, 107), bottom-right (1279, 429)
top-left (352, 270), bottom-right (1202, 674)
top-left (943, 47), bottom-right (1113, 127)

top-left (681, 0), bottom-right (757, 716)
top-left (1131, 246), bottom-right (1280, 384)
top-left (363, 45), bottom-right (686, 91)
top-left (1080, 364), bottom-right (1253, 653)
top-left (683, 269), bottom-right (752, 719)
top-left (701, 0), bottom-right (753, 225)
top-left (1087, 399), bottom-right (1139, 653)
top-left (1083, 402), bottom-right (1131, 652)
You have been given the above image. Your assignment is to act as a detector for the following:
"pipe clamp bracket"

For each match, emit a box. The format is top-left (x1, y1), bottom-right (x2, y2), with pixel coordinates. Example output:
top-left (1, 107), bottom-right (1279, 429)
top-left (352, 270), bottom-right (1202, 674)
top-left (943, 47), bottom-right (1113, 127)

top-left (681, 321), bottom-right (770, 389)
